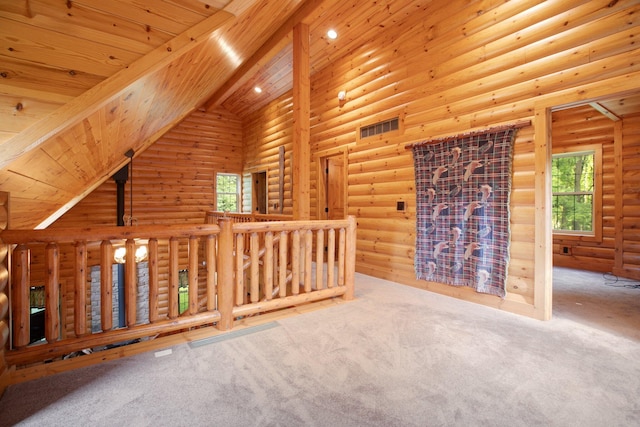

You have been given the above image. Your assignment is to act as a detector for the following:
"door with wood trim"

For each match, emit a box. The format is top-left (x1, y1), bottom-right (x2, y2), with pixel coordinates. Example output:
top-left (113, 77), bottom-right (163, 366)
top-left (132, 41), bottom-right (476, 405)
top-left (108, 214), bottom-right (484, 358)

top-left (252, 171), bottom-right (267, 214)
top-left (325, 155), bottom-right (346, 220)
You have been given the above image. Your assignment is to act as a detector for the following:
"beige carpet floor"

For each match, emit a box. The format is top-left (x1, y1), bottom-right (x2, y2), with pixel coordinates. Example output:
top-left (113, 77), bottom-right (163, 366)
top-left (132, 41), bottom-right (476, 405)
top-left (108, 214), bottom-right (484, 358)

top-left (1, 268), bottom-right (639, 426)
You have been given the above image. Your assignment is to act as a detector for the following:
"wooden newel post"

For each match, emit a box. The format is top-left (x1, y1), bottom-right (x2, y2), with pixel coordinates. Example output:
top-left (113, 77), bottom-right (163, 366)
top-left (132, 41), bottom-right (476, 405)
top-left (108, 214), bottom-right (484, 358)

top-left (343, 215), bottom-right (356, 301)
top-left (11, 244), bottom-right (30, 348)
top-left (217, 218), bottom-right (234, 331)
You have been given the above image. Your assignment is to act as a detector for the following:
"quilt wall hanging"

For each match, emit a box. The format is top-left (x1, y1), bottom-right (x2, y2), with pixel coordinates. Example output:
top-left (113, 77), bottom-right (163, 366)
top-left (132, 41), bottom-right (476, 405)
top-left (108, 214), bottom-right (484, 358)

top-left (410, 124), bottom-right (521, 297)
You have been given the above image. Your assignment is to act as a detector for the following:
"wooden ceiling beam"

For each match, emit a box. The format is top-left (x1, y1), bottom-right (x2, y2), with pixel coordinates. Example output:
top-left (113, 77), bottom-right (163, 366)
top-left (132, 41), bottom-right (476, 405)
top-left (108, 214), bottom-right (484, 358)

top-left (202, 0), bottom-right (337, 111)
top-left (588, 102), bottom-right (621, 121)
top-left (0, 9), bottom-right (234, 171)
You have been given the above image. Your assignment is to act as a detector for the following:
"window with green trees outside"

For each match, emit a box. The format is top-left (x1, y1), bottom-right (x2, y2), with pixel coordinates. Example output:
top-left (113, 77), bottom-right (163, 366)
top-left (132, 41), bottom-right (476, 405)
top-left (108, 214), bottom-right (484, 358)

top-left (216, 173), bottom-right (240, 212)
top-left (552, 150), bottom-right (596, 233)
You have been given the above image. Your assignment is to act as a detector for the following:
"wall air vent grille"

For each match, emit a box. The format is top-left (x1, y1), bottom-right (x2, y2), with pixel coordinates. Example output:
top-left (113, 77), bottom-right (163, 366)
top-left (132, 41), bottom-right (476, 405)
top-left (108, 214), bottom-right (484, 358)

top-left (360, 117), bottom-right (399, 139)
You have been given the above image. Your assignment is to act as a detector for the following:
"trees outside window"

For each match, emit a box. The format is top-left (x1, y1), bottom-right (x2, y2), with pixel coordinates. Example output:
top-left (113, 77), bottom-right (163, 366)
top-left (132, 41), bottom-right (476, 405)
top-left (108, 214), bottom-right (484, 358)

top-left (216, 173), bottom-right (240, 212)
top-left (551, 144), bottom-right (601, 238)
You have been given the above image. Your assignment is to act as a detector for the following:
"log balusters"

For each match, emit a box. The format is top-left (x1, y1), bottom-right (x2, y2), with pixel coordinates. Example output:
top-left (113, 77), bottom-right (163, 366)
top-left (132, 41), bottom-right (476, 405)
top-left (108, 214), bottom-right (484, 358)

top-left (74, 242), bottom-right (87, 337)
top-left (188, 236), bottom-right (199, 316)
top-left (44, 243), bottom-right (60, 343)
top-left (229, 217), bottom-right (357, 318)
top-left (148, 238), bottom-right (159, 323)
top-left (10, 245), bottom-right (29, 348)
top-left (100, 241), bottom-right (113, 332)
top-left (1, 218), bottom-right (356, 367)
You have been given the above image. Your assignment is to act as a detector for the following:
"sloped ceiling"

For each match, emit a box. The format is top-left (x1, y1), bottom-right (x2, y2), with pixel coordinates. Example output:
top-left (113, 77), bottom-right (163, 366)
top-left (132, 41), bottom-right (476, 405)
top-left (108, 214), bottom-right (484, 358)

top-left (3, 0), bottom-right (639, 229)
top-left (0, 0), bottom-right (308, 229)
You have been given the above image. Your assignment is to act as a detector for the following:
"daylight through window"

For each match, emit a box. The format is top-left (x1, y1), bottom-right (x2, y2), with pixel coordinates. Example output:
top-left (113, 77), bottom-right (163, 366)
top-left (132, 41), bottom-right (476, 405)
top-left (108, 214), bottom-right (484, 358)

top-left (552, 150), bottom-right (595, 233)
top-left (216, 173), bottom-right (240, 212)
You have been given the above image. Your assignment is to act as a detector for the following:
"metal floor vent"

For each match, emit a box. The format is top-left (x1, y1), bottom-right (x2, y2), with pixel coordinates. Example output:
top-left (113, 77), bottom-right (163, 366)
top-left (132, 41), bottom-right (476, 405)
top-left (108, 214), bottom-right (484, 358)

top-left (188, 321), bottom-right (280, 348)
top-left (360, 116), bottom-right (399, 139)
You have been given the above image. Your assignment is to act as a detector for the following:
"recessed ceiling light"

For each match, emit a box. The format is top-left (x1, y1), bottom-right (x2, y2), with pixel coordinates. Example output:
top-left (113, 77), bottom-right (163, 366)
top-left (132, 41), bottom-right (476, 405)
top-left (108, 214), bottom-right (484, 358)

top-left (327, 29), bottom-right (338, 40)
top-left (254, 87), bottom-right (262, 94)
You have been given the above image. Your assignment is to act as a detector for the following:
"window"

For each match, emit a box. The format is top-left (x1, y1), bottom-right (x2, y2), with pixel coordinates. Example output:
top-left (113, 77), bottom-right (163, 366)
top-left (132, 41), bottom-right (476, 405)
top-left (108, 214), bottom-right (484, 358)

top-left (216, 173), bottom-right (240, 212)
top-left (552, 145), bottom-right (602, 239)
top-left (178, 269), bottom-right (189, 314)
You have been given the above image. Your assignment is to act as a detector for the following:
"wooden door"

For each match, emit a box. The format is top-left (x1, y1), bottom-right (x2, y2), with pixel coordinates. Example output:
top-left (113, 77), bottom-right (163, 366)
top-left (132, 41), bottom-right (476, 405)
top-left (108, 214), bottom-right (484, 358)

top-left (252, 171), bottom-right (267, 214)
top-left (326, 156), bottom-right (345, 219)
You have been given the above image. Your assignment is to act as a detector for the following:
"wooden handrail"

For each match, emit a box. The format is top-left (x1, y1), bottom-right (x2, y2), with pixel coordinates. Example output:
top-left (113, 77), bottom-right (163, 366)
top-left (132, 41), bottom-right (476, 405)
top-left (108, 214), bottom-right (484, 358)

top-left (0, 224), bottom-right (221, 244)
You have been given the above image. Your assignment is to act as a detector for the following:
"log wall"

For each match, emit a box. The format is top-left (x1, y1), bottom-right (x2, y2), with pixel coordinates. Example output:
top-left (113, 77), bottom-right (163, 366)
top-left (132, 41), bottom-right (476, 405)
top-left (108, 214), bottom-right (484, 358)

top-left (243, 98), bottom-right (295, 216)
top-left (242, 0), bottom-right (640, 317)
top-left (619, 113), bottom-right (640, 279)
top-left (46, 107), bottom-right (243, 336)
top-left (36, 0), bottom-right (640, 322)
top-left (53, 107), bottom-right (243, 227)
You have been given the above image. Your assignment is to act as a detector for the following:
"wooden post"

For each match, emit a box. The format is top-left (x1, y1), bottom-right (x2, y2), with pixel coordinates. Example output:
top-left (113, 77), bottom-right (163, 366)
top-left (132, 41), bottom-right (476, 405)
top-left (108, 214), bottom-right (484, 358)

top-left (44, 243), bottom-right (60, 343)
top-left (327, 228), bottom-right (335, 288)
top-left (188, 236), bottom-right (199, 315)
top-left (613, 120), bottom-right (624, 274)
top-left (303, 230), bottom-right (312, 293)
top-left (250, 232), bottom-right (259, 303)
top-left (291, 230), bottom-right (300, 295)
top-left (125, 239), bottom-right (136, 327)
top-left (533, 106), bottom-right (553, 320)
top-left (148, 238), bottom-right (159, 323)
top-left (343, 216), bottom-right (356, 301)
top-left (292, 22), bottom-right (310, 220)
top-left (74, 241), bottom-right (87, 337)
top-left (264, 231), bottom-right (274, 300)
top-left (0, 191), bottom-right (9, 395)
top-left (11, 244), bottom-right (30, 348)
top-left (168, 237), bottom-right (179, 319)
top-left (235, 233), bottom-right (244, 305)
top-left (217, 218), bottom-right (234, 331)
top-left (278, 231), bottom-right (288, 297)
top-left (100, 241), bottom-right (113, 331)
top-left (338, 227), bottom-right (346, 286)
top-left (315, 229), bottom-right (324, 290)
top-left (206, 235), bottom-right (216, 311)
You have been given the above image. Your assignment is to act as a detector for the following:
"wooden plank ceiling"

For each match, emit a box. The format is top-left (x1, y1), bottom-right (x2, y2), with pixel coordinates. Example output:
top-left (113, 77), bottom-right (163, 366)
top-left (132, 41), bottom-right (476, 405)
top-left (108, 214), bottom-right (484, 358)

top-left (0, 0), bottom-right (304, 228)
top-left (1, 0), bottom-right (639, 229)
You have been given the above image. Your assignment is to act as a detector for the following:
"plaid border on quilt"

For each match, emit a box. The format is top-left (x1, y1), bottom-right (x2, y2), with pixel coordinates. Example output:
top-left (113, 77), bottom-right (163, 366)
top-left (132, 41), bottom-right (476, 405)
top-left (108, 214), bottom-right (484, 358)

top-left (412, 128), bottom-right (517, 297)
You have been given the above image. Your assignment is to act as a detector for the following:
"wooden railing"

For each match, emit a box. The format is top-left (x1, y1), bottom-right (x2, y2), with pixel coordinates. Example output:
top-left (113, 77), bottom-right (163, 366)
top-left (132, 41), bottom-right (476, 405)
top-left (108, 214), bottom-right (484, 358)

top-left (0, 217), bottom-right (356, 368)
top-left (205, 211), bottom-right (292, 224)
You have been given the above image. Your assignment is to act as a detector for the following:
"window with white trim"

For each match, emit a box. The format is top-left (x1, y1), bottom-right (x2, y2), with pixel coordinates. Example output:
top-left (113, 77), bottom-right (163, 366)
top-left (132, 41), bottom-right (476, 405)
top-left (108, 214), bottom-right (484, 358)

top-left (216, 173), bottom-right (240, 212)
top-left (552, 145), bottom-right (602, 238)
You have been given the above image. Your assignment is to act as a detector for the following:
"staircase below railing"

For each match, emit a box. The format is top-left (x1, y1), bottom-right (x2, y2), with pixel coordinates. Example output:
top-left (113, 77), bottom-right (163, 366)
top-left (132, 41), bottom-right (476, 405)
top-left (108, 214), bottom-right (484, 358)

top-left (0, 216), bottom-right (356, 372)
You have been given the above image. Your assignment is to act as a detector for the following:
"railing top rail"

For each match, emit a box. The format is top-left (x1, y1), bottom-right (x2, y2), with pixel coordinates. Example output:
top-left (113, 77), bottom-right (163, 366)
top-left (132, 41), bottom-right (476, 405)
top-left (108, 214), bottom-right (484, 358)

top-left (229, 218), bottom-right (352, 233)
top-left (0, 223), bottom-right (221, 244)
top-left (205, 211), bottom-right (292, 221)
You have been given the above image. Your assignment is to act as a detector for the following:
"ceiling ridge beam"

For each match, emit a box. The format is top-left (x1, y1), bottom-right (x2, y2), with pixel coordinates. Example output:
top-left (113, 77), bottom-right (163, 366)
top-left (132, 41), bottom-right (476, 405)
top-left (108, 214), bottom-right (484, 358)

top-left (0, 8), bottom-right (235, 171)
top-left (202, 0), bottom-right (339, 111)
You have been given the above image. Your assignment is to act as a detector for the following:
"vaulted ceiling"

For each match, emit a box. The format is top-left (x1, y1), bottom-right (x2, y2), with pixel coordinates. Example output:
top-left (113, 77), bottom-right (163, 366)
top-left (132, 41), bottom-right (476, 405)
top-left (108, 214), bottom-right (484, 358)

top-left (1, 0), bottom-right (639, 230)
top-left (0, 0), bottom-right (333, 229)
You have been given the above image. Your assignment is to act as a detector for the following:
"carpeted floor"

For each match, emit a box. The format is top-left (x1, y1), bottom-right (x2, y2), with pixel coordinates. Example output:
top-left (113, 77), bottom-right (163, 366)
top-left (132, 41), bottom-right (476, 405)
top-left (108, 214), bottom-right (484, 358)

top-left (1, 269), bottom-right (639, 427)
